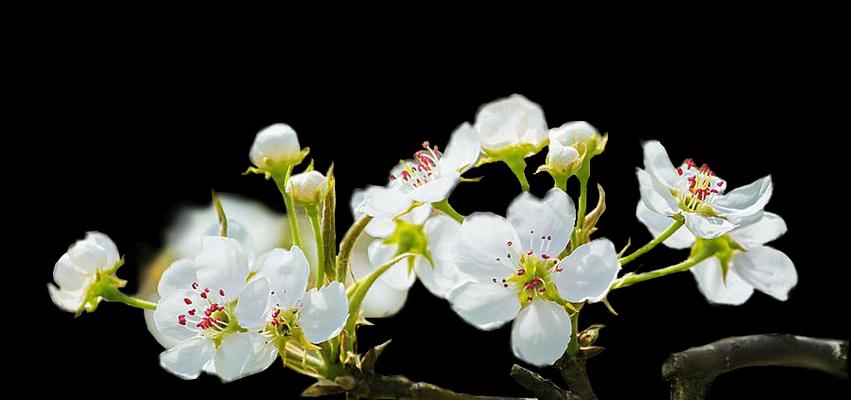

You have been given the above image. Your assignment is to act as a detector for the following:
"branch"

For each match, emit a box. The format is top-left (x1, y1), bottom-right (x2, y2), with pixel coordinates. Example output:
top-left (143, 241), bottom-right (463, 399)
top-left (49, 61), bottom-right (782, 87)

top-left (663, 334), bottom-right (848, 400)
top-left (557, 356), bottom-right (597, 400)
top-left (510, 365), bottom-right (572, 400)
top-left (351, 373), bottom-right (533, 399)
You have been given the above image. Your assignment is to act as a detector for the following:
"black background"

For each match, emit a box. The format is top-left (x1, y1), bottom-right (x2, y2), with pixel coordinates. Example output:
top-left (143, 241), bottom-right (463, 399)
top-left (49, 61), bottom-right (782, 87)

top-left (18, 35), bottom-right (848, 399)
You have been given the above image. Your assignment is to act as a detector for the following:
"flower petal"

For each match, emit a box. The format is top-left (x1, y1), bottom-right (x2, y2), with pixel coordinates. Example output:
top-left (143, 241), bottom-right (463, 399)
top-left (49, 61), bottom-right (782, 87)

top-left (154, 289), bottom-right (200, 342)
top-left (145, 308), bottom-right (183, 349)
top-left (642, 140), bottom-right (679, 189)
top-left (408, 173), bottom-right (461, 203)
top-left (241, 333), bottom-right (278, 378)
top-left (549, 121), bottom-right (596, 146)
top-left (416, 215), bottom-right (471, 298)
top-left (194, 236), bottom-right (250, 300)
top-left (507, 189), bottom-right (576, 255)
top-left (361, 278), bottom-right (409, 318)
top-left (683, 213), bottom-right (736, 239)
top-left (236, 277), bottom-right (271, 329)
top-left (368, 241), bottom-right (417, 291)
top-left (730, 212), bottom-right (787, 246)
top-left (635, 201), bottom-right (695, 249)
top-left (359, 185), bottom-right (413, 218)
top-left (53, 253), bottom-right (89, 292)
top-left (254, 247), bottom-right (310, 310)
top-left (365, 216), bottom-right (396, 238)
top-left (448, 281), bottom-right (521, 330)
top-left (474, 94), bottom-right (548, 152)
top-left (160, 336), bottom-right (214, 380)
top-left (690, 258), bottom-right (754, 305)
top-left (511, 299), bottom-right (572, 366)
top-left (68, 240), bottom-right (108, 274)
top-left (85, 232), bottom-right (120, 268)
top-left (454, 213), bottom-right (521, 283)
top-left (438, 122), bottom-right (481, 174)
top-left (48, 284), bottom-right (84, 312)
top-left (733, 246), bottom-right (797, 301)
top-left (158, 259), bottom-right (199, 297)
top-left (713, 176), bottom-right (773, 223)
top-left (300, 282), bottom-right (349, 343)
top-left (637, 168), bottom-right (678, 215)
top-left (405, 203), bottom-right (433, 225)
top-left (553, 239), bottom-right (621, 303)
top-left (213, 332), bottom-right (253, 382)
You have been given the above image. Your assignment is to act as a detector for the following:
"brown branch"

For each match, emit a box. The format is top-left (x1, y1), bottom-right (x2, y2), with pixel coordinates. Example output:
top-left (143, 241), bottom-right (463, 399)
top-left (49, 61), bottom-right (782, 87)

top-left (510, 365), bottom-right (571, 400)
top-left (663, 334), bottom-right (848, 400)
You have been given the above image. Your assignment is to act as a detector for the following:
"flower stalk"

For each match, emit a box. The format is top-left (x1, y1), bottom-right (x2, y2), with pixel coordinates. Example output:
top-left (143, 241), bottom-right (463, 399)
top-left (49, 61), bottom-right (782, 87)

top-left (307, 205), bottom-right (325, 286)
top-left (273, 167), bottom-right (303, 248)
top-left (619, 216), bottom-right (685, 265)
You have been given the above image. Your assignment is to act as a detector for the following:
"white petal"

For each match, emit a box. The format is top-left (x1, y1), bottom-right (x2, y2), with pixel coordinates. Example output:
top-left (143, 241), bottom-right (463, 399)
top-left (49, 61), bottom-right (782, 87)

top-left (553, 239), bottom-right (621, 303)
top-left (416, 216), bottom-right (471, 298)
top-left (194, 236), bottom-right (250, 300)
top-left (249, 123), bottom-right (300, 165)
top-left (154, 289), bottom-right (200, 342)
top-left (368, 241), bottom-right (417, 291)
top-left (48, 284), bottom-right (84, 312)
top-left (300, 282), bottom-right (349, 343)
top-left (713, 176), bottom-right (773, 223)
top-left (241, 333), bottom-right (278, 378)
top-left (68, 240), bottom-right (108, 274)
top-left (85, 231), bottom-right (120, 268)
top-left (408, 173), bottom-right (461, 203)
top-left (350, 188), bottom-right (366, 218)
top-left (507, 189), bottom-right (576, 255)
top-left (474, 94), bottom-right (548, 152)
top-left (547, 141), bottom-right (580, 169)
top-left (160, 336), bottom-right (214, 380)
top-left (254, 247), bottom-right (310, 310)
top-left (365, 216), bottom-right (396, 238)
top-left (690, 258), bottom-right (754, 305)
top-left (733, 246), bottom-right (797, 301)
top-left (683, 213), bottom-right (736, 239)
top-left (448, 281), bottom-right (521, 330)
top-left (158, 259), bottom-right (199, 297)
top-left (454, 213), bottom-right (521, 282)
top-left (511, 300), bottom-right (572, 366)
top-left (730, 212), bottom-right (787, 247)
top-left (213, 332), bottom-right (253, 382)
top-left (236, 277), bottom-right (271, 329)
top-left (635, 201), bottom-right (695, 249)
top-left (404, 203), bottom-right (433, 225)
top-left (637, 168), bottom-right (678, 215)
top-left (359, 185), bottom-right (413, 218)
top-left (438, 122), bottom-right (481, 174)
top-left (642, 140), bottom-right (679, 189)
top-left (361, 278), bottom-right (409, 318)
top-left (53, 253), bottom-right (88, 292)
top-left (145, 308), bottom-right (183, 349)
top-left (549, 121), bottom-right (597, 146)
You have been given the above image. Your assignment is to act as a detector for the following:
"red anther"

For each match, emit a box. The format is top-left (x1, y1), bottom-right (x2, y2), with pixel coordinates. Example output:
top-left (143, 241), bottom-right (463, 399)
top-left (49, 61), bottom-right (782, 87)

top-left (422, 141), bottom-right (430, 149)
top-left (547, 235), bottom-right (552, 241)
top-left (710, 189), bottom-right (719, 194)
top-left (205, 308), bottom-right (213, 317)
top-left (204, 288), bottom-right (210, 293)
top-left (178, 315), bottom-right (187, 325)
top-left (191, 282), bottom-right (198, 290)
top-left (401, 170), bottom-right (410, 180)
top-left (684, 158), bottom-right (696, 168)
top-left (541, 254), bottom-right (550, 260)
top-left (219, 289), bottom-right (225, 297)
top-left (507, 241), bottom-right (513, 246)
top-left (677, 167), bottom-right (683, 175)
top-left (389, 174), bottom-right (397, 181)
top-left (271, 319), bottom-right (279, 327)
top-left (200, 291), bottom-right (207, 299)
top-left (188, 309), bottom-right (196, 316)
top-left (526, 250), bottom-right (534, 255)
top-left (183, 298), bottom-right (192, 305)
top-left (272, 309), bottom-right (280, 318)
top-left (517, 268), bottom-right (526, 276)
top-left (555, 266), bottom-right (564, 272)
top-left (717, 181), bottom-right (723, 187)
top-left (538, 287), bottom-right (546, 293)
top-left (503, 283), bottom-right (509, 288)
top-left (527, 296), bottom-right (533, 302)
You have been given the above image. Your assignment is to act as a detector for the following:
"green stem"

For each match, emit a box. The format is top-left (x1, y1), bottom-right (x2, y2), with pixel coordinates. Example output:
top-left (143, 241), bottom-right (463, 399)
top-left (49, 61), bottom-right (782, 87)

top-left (344, 253), bottom-right (416, 352)
top-left (619, 218), bottom-right (685, 266)
top-left (505, 158), bottom-right (530, 192)
top-left (567, 312), bottom-right (580, 357)
top-left (613, 250), bottom-right (715, 289)
top-left (101, 287), bottom-right (157, 310)
top-left (274, 167), bottom-right (302, 248)
top-left (432, 199), bottom-right (464, 223)
top-left (336, 215), bottom-right (373, 283)
top-left (552, 172), bottom-right (569, 191)
top-left (307, 205), bottom-right (325, 287)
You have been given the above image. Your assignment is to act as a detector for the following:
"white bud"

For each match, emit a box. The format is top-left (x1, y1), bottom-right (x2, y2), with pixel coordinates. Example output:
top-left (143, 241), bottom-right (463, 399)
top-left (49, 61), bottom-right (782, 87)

top-left (549, 121), bottom-right (598, 147)
top-left (287, 170), bottom-right (329, 206)
top-left (546, 141), bottom-right (580, 172)
top-left (249, 123), bottom-right (301, 168)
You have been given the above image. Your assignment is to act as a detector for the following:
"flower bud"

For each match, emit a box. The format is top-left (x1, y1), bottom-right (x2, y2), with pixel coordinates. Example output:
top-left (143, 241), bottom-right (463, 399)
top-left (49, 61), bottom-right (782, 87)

top-left (249, 123), bottom-right (302, 168)
top-left (287, 170), bottom-right (329, 207)
top-left (549, 121), bottom-right (598, 147)
top-left (546, 141), bottom-right (580, 173)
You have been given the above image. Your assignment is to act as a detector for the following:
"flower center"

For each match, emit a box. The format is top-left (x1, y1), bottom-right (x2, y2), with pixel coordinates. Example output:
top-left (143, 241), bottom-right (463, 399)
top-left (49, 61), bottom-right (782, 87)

top-left (389, 141), bottom-right (442, 191)
top-left (675, 159), bottom-right (726, 212)
top-left (177, 283), bottom-right (237, 343)
top-left (491, 231), bottom-right (561, 305)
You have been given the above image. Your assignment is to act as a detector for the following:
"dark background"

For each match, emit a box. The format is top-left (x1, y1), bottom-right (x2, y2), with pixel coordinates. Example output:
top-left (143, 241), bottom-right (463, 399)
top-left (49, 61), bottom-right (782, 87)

top-left (17, 37), bottom-right (848, 398)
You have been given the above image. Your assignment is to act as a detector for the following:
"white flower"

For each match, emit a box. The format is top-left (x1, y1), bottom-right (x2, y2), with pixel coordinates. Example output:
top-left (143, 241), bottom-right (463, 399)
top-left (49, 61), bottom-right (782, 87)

top-left (637, 140), bottom-right (773, 239)
top-left (48, 232), bottom-right (121, 313)
top-left (448, 189), bottom-right (621, 366)
top-left (638, 205), bottom-right (797, 305)
top-left (356, 122), bottom-right (480, 219)
top-left (153, 236), bottom-right (275, 382)
top-left (348, 192), bottom-right (471, 317)
top-left (287, 170), bottom-right (330, 207)
top-left (545, 141), bottom-right (580, 173)
top-left (549, 121), bottom-right (598, 148)
top-left (249, 123), bottom-right (302, 168)
top-left (253, 246), bottom-right (349, 348)
top-left (474, 94), bottom-right (548, 156)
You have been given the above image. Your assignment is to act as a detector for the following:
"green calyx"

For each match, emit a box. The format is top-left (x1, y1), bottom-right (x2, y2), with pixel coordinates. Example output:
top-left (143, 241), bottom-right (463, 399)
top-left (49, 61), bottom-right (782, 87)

top-left (382, 219), bottom-right (431, 268)
top-left (691, 235), bottom-right (745, 281)
top-left (245, 148), bottom-right (311, 179)
top-left (76, 259), bottom-right (127, 315)
top-left (478, 143), bottom-right (545, 192)
top-left (265, 308), bottom-right (320, 354)
top-left (503, 253), bottom-right (562, 306)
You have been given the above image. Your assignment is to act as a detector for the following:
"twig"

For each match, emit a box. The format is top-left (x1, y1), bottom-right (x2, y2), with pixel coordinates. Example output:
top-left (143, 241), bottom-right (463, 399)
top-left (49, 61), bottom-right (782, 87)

top-left (510, 365), bottom-right (571, 400)
top-left (663, 334), bottom-right (848, 400)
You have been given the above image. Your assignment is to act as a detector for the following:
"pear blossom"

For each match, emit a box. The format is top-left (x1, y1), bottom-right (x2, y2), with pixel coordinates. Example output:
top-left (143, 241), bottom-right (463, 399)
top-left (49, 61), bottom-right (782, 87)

top-left (637, 140), bottom-right (773, 239)
top-left (249, 123), bottom-right (302, 169)
top-left (543, 121), bottom-right (607, 176)
top-left (348, 191), bottom-right (471, 317)
top-left (153, 236), bottom-right (276, 381)
top-left (357, 122), bottom-right (480, 222)
top-left (252, 246), bottom-right (349, 351)
top-left (638, 205), bottom-right (797, 305)
top-left (474, 94), bottom-right (548, 156)
top-left (287, 170), bottom-right (330, 207)
top-left (448, 189), bottom-right (621, 366)
top-left (48, 232), bottom-right (121, 313)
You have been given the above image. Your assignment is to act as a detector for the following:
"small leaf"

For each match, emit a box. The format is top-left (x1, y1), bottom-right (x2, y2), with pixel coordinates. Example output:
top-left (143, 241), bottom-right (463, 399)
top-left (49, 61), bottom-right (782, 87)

top-left (582, 184), bottom-right (606, 242)
top-left (579, 324), bottom-right (606, 346)
top-left (617, 238), bottom-right (632, 258)
top-left (580, 345), bottom-right (605, 359)
top-left (361, 339), bottom-right (392, 372)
